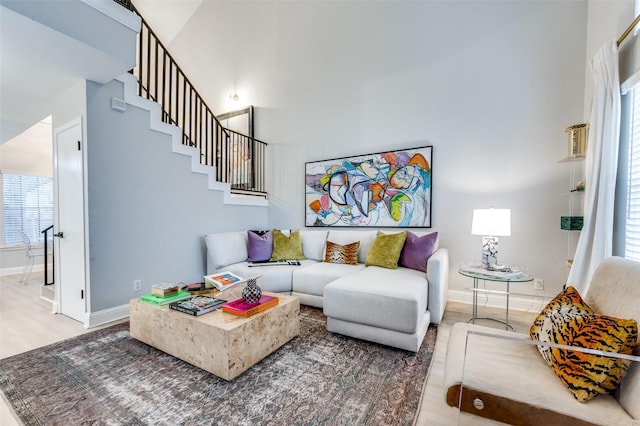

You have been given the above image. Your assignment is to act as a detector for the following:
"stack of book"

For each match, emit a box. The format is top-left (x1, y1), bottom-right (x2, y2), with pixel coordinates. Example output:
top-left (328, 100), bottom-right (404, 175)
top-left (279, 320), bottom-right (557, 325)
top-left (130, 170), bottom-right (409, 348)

top-left (140, 284), bottom-right (191, 306)
top-left (152, 283), bottom-right (180, 297)
top-left (169, 296), bottom-right (226, 316)
top-left (204, 271), bottom-right (246, 291)
top-left (222, 295), bottom-right (279, 317)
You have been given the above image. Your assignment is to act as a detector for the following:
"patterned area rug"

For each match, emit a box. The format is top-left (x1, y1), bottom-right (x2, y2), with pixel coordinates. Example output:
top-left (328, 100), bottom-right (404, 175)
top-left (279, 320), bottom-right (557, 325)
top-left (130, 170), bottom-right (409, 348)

top-left (0, 306), bottom-right (436, 425)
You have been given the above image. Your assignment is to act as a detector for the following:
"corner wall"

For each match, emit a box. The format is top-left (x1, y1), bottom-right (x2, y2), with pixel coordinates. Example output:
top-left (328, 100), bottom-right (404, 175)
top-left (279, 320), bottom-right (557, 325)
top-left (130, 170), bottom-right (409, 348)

top-left (85, 79), bottom-right (267, 313)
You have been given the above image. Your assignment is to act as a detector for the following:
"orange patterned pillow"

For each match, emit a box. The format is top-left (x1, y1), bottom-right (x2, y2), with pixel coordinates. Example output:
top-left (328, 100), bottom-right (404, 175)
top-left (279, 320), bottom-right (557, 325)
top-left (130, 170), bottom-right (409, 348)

top-left (530, 286), bottom-right (638, 403)
top-left (324, 240), bottom-right (359, 265)
top-left (549, 313), bottom-right (637, 402)
top-left (530, 286), bottom-right (593, 364)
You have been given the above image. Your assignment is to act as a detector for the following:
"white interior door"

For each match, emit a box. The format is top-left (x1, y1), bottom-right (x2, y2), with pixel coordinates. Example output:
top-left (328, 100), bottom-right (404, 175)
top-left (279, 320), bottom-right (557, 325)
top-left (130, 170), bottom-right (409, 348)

top-left (54, 117), bottom-right (87, 324)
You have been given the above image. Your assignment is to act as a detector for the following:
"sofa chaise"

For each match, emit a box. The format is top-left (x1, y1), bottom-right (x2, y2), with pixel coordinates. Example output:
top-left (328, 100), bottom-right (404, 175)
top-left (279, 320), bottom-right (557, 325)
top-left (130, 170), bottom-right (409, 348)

top-left (204, 228), bottom-right (449, 352)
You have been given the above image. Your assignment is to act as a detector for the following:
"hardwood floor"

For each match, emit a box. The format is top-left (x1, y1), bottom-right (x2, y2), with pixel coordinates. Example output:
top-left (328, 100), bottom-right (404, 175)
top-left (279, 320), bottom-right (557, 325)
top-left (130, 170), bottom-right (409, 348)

top-left (0, 273), bottom-right (123, 425)
top-left (415, 303), bottom-right (537, 425)
top-left (0, 273), bottom-right (538, 425)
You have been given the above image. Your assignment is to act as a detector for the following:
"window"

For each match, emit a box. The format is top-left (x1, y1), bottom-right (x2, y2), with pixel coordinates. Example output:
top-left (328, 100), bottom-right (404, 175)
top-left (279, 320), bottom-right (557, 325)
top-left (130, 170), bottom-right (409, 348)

top-left (2, 174), bottom-right (53, 245)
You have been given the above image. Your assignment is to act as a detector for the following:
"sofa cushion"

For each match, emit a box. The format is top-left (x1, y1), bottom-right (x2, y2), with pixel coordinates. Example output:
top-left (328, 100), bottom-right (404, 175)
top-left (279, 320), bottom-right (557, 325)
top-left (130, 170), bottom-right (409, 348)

top-left (223, 260), bottom-right (318, 293)
top-left (323, 266), bottom-right (427, 334)
top-left (324, 240), bottom-right (359, 265)
top-left (549, 312), bottom-right (638, 402)
top-left (530, 286), bottom-right (593, 364)
top-left (271, 229), bottom-right (305, 260)
top-left (584, 257), bottom-right (640, 419)
top-left (204, 231), bottom-right (248, 271)
top-left (292, 262), bottom-right (365, 297)
top-left (247, 230), bottom-right (273, 262)
top-left (299, 230), bottom-right (328, 261)
top-left (365, 231), bottom-right (407, 269)
top-left (326, 230), bottom-right (377, 264)
top-left (400, 231), bottom-right (438, 272)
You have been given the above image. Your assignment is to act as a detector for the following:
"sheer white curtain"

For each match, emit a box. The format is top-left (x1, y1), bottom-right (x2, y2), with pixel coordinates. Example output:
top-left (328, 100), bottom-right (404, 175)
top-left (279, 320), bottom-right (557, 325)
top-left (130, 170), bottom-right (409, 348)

top-left (567, 41), bottom-right (621, 294)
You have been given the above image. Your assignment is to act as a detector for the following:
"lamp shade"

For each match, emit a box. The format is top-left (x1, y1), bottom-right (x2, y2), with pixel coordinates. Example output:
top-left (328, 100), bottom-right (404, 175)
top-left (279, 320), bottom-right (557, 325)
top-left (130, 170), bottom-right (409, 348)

top-left (471, 208), bottom-right (511, 236)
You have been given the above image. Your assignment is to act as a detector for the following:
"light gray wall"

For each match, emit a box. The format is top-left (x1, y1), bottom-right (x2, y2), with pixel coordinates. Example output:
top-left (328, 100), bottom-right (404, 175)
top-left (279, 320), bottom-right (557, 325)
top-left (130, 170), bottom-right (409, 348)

top-left (166, 0), bottom-right (590, 298)
top-left (85, 79), bottom-right (267, 312)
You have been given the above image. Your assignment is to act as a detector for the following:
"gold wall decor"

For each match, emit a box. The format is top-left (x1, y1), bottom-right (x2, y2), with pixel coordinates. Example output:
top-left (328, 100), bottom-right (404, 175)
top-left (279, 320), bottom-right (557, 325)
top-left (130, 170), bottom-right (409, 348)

top-left (564, 123), bottom-right (588, 158)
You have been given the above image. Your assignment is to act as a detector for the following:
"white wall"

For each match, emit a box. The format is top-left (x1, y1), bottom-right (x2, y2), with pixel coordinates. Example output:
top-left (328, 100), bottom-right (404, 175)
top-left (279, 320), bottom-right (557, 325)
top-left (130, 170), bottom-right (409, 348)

top-left (165, 0), bottom-right (589, 299)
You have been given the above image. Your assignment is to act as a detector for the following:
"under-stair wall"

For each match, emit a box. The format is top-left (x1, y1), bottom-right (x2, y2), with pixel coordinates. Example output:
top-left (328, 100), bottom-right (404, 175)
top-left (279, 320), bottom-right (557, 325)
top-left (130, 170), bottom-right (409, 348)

top-left (85, 76), bottom-right (267, 323)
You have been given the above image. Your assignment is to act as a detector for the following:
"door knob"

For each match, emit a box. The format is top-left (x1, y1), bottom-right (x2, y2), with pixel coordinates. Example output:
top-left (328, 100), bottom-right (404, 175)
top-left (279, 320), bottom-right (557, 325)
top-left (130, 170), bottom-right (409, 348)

top-left (53, 232), bottom-right (64, 238)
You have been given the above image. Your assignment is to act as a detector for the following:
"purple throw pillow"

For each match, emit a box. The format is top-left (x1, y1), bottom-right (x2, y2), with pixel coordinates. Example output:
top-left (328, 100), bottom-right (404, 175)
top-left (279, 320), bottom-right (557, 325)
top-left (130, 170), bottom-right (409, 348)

top-left (399, 232), bottom-right (438, 272)
top-left (247, 230), bottom-right (273, 262)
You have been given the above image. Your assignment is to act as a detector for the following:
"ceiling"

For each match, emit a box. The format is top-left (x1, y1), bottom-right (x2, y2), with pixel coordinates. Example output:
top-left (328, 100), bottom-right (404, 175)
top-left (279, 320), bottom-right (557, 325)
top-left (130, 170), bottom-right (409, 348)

top-left (0, 0), bottom-right (140, 175)
top-left (0, 117), bottom-right (52, 175)
top-left (132, 0), bottom-right (202, 47)
top-left (0, 0), bottom-right (137, 143)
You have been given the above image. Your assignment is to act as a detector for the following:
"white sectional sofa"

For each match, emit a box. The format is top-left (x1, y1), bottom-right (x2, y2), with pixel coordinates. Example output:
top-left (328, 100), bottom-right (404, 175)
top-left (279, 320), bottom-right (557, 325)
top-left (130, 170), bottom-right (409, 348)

top-left (204, 229), bottom-right (449, 352)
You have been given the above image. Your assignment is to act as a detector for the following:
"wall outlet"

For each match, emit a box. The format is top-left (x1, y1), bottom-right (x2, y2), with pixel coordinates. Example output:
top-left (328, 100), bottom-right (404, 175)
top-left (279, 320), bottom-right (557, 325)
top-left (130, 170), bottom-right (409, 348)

top-left (533, 279), bottom-right (544, 291)
top-left (133, 279), bottom-right (142, 292)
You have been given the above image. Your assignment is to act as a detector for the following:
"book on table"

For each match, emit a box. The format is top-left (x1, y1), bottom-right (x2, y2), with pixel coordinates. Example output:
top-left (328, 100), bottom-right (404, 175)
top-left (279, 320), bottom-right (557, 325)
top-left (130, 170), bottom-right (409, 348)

top-left (222, 295), bottom-right (279, 317)
top-left (248, 259), bottom-right (301, 267)
top-left (140, 290), bottom-right (191, 306)
top-left (204, 271), bottom-right (246, 291)
top-left (182, 282), bottom-right (218, 296)
top-left (169, 296), bottom-right (227, 316)
top-left (151, 283), bottom-right (180, 297)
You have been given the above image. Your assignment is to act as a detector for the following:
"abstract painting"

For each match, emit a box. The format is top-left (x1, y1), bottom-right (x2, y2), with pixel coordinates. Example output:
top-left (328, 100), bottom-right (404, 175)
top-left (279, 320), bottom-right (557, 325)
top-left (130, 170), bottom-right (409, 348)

top-left (305, 146), bottom-right (432, 227)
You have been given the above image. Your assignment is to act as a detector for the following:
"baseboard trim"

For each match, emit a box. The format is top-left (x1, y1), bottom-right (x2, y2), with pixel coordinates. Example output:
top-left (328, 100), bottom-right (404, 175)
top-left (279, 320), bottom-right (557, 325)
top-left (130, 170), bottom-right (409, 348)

top-left (87, 304), bottom-right (130, 328)
top-left (0, 265), bottom-right (45, 277)
top-left (447, 290), bottom-right (549, 314)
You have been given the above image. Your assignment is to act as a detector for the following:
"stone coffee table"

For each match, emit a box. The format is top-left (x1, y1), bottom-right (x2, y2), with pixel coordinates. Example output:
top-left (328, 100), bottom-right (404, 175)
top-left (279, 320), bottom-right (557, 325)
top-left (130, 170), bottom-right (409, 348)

top-left (129, 291), bottom-right (300, 380)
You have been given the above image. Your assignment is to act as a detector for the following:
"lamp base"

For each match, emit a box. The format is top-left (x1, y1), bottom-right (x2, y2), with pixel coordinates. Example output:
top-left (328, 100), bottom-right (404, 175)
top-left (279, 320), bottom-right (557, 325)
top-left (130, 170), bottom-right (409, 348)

top-left (481, 236), bottom-right (499, 269)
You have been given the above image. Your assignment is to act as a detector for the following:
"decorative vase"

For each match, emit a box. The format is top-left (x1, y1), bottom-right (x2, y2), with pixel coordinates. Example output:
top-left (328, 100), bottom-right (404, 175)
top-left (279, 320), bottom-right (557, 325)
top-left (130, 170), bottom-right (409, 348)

top-left (242, 277), bottom-right (262, 304)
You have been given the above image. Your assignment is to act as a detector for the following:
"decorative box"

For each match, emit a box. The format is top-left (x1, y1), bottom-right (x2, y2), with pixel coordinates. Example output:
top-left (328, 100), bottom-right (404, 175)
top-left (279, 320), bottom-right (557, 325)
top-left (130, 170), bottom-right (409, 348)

top-left (561, 216), bottom-right (583, 231)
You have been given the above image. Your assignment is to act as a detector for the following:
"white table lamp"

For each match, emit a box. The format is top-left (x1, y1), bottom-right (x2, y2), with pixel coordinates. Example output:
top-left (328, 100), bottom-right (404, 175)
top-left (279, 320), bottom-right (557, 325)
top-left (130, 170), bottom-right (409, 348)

top-left (472, 208), bottom-right (511, 269)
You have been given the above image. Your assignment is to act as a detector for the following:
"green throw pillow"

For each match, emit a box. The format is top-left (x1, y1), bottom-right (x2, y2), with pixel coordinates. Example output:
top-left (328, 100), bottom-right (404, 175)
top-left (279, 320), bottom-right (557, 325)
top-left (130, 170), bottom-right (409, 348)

top-left (365, 231), bottom-right (407, 269)
top-left (271, 229), bottom-right (306, 260)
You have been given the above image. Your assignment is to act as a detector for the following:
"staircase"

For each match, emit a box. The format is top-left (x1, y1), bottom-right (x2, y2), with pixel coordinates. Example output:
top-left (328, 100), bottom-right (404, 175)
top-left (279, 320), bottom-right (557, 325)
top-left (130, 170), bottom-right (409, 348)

top-left (126, 2), bottom-right (268, 199)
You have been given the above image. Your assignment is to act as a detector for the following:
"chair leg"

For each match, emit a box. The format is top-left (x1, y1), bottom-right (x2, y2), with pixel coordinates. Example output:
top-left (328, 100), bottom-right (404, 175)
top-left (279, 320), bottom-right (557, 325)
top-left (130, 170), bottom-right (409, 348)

top-left (21, 255), bottom-right (29, 284)
top-left (22, 255), bottom-right (34, 285)
top-left (28, 255), bottom-right (34, 282)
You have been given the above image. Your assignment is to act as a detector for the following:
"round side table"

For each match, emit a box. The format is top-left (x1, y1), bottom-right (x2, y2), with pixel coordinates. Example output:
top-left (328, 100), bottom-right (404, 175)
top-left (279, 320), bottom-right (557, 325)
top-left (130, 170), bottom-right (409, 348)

top-left (458, 266), bottom-right (533, 330)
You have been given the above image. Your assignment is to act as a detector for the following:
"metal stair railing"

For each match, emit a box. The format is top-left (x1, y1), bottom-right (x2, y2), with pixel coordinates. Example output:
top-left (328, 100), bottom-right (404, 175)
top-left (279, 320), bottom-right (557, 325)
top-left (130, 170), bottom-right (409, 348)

top-left (119, 1), bottom-right (267, 196)
top-left (41, 225), bottom-right (54, 286)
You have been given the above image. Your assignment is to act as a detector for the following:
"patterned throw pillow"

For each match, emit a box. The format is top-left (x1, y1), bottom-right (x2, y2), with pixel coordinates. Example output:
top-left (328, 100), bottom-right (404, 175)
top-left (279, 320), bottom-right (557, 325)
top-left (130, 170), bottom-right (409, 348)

top-left (324, 240), bottom-right (359, 265)
top-left (530, 286), bottom-right (638, 403)
top-left (270, 229), bottom-right (306, 260)
top-left (399, 231), bottom-right (438, 272)
top-left (530, 286), bottom-right (593, 364)
top-left (247, 230), bottom-right (273, 262)
top-left (365, 231), bottom-right (407, 269)
top-left (549, 313), bottom-right (637, 403)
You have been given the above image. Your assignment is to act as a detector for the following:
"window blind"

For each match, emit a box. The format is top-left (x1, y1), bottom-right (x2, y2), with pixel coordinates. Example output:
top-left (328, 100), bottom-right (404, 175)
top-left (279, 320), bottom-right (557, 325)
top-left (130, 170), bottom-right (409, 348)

top-left (2, 174), bottom-right (53, 245)
top-left (625, 87), bottom-right (640, 260)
